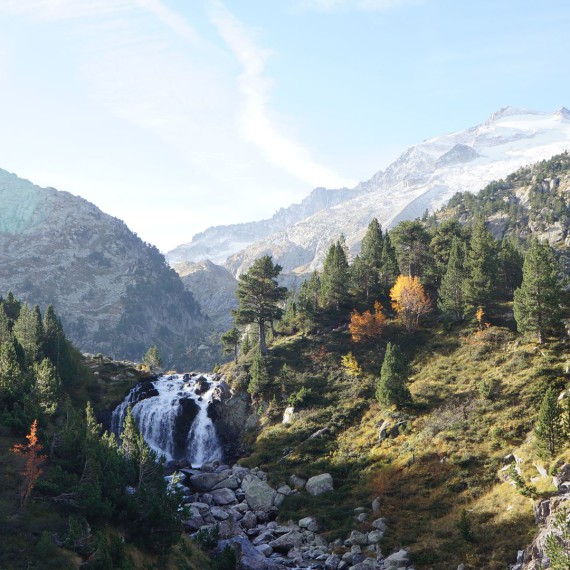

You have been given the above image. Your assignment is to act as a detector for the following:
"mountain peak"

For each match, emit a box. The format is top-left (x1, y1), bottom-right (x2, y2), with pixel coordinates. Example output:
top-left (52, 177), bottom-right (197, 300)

top-left (485, 106), bottom-right (537, 123)
top-left (556, 107), bottom-right (570, 120)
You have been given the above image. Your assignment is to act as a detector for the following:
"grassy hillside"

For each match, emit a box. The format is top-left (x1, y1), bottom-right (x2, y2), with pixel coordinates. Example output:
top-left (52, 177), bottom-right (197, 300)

top-left (230, 315), bottom-right (569, 569)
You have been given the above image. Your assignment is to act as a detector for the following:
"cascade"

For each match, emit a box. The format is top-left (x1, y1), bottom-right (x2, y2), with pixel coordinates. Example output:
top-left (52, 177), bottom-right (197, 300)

top-left (112, 373), bottom-right (222, 467)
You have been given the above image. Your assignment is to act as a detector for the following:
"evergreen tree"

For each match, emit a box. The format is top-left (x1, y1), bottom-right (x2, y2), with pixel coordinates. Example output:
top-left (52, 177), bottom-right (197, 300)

top-left (378, 232), bottom-right (399, 293)
top-left (0, 305), bottom-right (11, 344)
top-left (3, 292), bottom-right (21, 321)
top-left (13, 304), bottom-right (44, 365)
top-left (355, 218), bottom-right (384, 300)
top-left (514, 238), bottom-right (561, 343)
top-left (376, 343), bottom-right (411, 407)
top-left (33, 358), bottom-right (61, 417)
top-left (321, 238), bottom-right (350, 309)
top-left (142, 345), bottom-right (162, 371)
top-left (248, 350), bottom-right (269, 397)
top-left (298, 271), bottom-right (321, 315)
top-left (462, 220), bottom-right (498, 312)
top-left (429, 220), bottom-right (464, 283)
top-left (535, 386), bottom-right (562, 456)
top-left (43, 305), bottom-right (65, 369)
top-left (498, 239), bottom-right (524, 298)
top-left (0, 339), bottom-right (26, 402)
top-left (390, 220), bottom-right (432, 279)
top-left (437, 238), bottom-right (467, 321)
top-left (232, 255), bottom-right (287, 355)
top-left (221, 327), bottom-right (241, 363)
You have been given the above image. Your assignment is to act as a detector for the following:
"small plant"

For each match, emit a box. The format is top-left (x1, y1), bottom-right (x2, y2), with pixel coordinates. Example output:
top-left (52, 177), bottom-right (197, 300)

top-left (545, 507), bottom-right (570, 569)
top-left (213, 544), bottom-right (237, 570)
top-left (508, 464), bottom-right (538, 498)
top-left (193, 525), bottom-right (220, 551)
top-left (458, 509), bottom-right (473, 542)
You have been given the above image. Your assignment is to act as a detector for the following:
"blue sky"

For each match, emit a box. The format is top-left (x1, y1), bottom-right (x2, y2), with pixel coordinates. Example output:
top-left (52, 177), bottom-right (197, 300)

top-left (0, 0), bottom-right (568, 251)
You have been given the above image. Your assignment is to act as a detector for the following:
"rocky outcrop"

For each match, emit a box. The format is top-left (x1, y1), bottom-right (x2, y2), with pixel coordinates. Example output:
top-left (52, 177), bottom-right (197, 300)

top-left (0, 168), bottom-right (207, 369)
top-left (172, 462), bottom-right (414, 570)
top-left (306, 473), bottom-right (334, 496)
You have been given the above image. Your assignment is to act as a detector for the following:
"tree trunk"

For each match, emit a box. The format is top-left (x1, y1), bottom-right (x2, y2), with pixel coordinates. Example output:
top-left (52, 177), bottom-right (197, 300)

top-left (259, 322), bottom-right (267, 355)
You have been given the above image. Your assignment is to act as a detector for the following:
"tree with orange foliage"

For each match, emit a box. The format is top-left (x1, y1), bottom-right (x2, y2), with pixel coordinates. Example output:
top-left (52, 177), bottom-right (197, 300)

top-left (390, 275), bottom-right (431, 331)
top-left (11, 419), bottom-right (46, 509)
top-left (349, 301), bottom-right (386, 343)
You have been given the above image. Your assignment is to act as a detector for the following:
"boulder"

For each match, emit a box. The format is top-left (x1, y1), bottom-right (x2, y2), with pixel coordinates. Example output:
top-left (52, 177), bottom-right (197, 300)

top-left (371, 496), bottom-right (381, 514)
top-left (211, 506), bottom-right (230, 520)
top-left (244, 478), bottom-right (277, 511)
top-left (349, 531), bottom-right (369, 545)
top-left (299, 516), bottom-right (320, 532)
top-left (384, 549), bottom-right (411, 568)
top-left (283, 406), bottom-right (296, 424)
top-left (194, 375), bottom-right (210, 395)
top-left (189, 472), bottom-right (228, 492)
top-left (553, 463), bottom-right (570, 490)
top-left (210, 488), bottom-right (237, 506)
top-left (371, 518), bottom-right (388, 532)
top-left (269, 530), bottom-right (304, 553)
top-left (217, 537), bottom-right (268, 570)
top-left (255, 543), bottom-right (273, 557)
top-left (306, 473), bottom-right (334, 496)
top-left (289, 474), bottom-right (306, 489)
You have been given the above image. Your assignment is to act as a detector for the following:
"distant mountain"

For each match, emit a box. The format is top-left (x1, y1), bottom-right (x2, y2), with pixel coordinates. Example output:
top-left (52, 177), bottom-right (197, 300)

top-left (0, 168), bottom-right (207, 368)
top-left (173, 260), bottom-right (238, 330)
top-left (168, 107), bottom-right (570, 277)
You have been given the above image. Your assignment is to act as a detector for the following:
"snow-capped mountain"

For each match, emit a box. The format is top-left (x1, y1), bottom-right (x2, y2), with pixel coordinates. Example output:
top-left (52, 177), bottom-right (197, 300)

top-left (168, 107), bottom-right (570, 277)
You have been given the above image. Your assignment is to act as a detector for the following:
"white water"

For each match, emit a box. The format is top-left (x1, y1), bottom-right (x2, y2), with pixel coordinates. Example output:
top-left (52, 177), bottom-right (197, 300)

top-left (112, 374), bottom-right (223, 467)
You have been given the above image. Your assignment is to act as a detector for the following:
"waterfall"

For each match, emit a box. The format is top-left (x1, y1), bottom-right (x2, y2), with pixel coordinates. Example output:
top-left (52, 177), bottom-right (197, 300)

top-left (112, 374), bottom-right (223, 467)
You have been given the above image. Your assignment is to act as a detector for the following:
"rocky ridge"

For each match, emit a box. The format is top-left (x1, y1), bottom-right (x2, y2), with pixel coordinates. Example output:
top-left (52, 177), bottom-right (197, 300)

top-left (168, 108), bottom-right (570, 278)
top-left (0, 168), bottom-right (206, 368)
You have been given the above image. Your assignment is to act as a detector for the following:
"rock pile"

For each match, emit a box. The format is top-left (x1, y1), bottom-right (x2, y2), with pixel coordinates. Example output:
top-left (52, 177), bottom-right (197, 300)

top-left (167, 461), bottom-right (414, 569)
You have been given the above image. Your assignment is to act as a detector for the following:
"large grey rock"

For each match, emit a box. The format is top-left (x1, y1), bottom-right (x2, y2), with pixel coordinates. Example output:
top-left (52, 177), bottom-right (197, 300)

top-left (349, 531), bottom-right (369, 545)
top-left (240, 511), bottom-right (257, 530)
top-left (244, 478), bottom-right (277, 511)
top-left (306, 473), bottom-right (334, 496)
top-left (189, 472), bottom-right (228, 491)
top-left (269, 530), bottom-right (304, 553)
top-left (371, 518), bottom-right (388, 532)
top-left (299, 516), bottom-right (319, 532)
top-left (218, 537), bottom-right (269, 570)
top-left (210, 487), bottom-right (237, 505)
top-left (384, 549), bottom-right (411, 568)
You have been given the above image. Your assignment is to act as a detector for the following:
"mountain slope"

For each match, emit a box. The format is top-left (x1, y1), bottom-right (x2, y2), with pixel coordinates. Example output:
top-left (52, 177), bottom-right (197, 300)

top-left (168, 107), bottom-right (570, 277)
top-left (0, 168), bottom-right (206, 367)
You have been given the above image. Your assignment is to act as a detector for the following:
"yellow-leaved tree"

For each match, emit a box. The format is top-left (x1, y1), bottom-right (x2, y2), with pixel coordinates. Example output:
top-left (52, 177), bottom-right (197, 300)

top-left (349, 300), bottom-right (386, 343)
top-left (341, 352), bottom-right (362, 378)
top-left (390, 275), bottom-right (431, 331)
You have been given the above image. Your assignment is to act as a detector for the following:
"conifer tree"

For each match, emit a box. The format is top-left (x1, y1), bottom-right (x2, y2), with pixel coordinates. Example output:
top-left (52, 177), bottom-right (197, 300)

top-left (33, 358), bottom-right (61, 417)
top-left (248, 350), bottom-right (269, 397)
top-left (356, 218), bottom-right (384, 300)
top-left (437, 238), bottom-right (467, 321)
top-left (232, 255), bottom-right (287, 355)
top-left (142, 345), bottom-right (162, 372)
top-left (3, 292), bottom-right (21, 321)
top-left (514, 238), bottom-right (561, 343)
top-left (0, 339), bottom-right (26, 401)
top-left (462, 220), bottom-right (498, 312)
top-left (298, 271), bottom-right (321, 315)
top-left (498, 239), bottom-right (524, 298)
top-left (321, 238), bottom-right (350, 309)
top-left (13, 303), bottom-right (44, 365)
top-left (391, 221), bottom-right (432, 278)
top-left (376, 342), bottom-right (411, 407)
top-left (221, 327), bottom-right (241, 363)
top-left (378, 232), bottom-right (399, 292)
top-left (535, 386), bottom-right (562, 456)
top-left (0, 305), bottom-right (11, 344)
top-left (429, 219), bottom-right (464, 281)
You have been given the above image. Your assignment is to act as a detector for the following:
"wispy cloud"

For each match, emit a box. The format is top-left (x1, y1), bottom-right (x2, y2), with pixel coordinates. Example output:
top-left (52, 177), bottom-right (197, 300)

top-left (300, 0), bottom-right (422, 12)
top-left (208, 0), bottom-right (355, 189)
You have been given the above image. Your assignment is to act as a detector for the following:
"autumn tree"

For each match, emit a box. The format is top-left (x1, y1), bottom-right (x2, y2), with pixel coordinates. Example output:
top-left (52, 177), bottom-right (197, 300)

top-left (341, 352), bottom-right (362, 378)
top-left (12, 419), bottom-right (47, 509)
top-left (514, 238), bottom-right (561, 343)
top-left (232, 255), bottom-right (287, 355)
top-left (376, 343), bottom-right (411, 407)
top-left (390, 275), bottom-right (431, 331)
top-left (349, 301), bottom-right (386, 342)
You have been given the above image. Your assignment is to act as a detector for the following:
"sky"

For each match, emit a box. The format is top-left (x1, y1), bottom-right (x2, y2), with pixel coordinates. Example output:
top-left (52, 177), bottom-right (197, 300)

top-left (0, 0), bottom-right (569, 252)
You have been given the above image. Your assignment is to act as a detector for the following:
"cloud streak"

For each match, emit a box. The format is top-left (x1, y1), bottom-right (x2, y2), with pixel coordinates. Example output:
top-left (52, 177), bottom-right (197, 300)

top-left (300, 0), bottom-right (422, 12)
top-left (209, 0), bottom-right (355, 189)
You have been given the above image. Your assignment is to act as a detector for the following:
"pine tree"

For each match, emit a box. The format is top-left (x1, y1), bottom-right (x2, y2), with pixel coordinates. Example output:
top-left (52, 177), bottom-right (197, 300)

top-left (378, 232), bottom-right (399, 293)
top-left (232, 255), bottom-right (287, 355)
top-left (248, 350), bottom-right (269, 397)
top-left (535, 386), bottom-right (562, 456)
top-left (0, 339), bottom-right (26, 401)
top-left (33, 358), bottom-right (61, 417)
top-left (298, 271), bottom-right (321, 315)
top-left (221, 327), bottom-right (241, 363)
top-left (376, 343), bottom-right (411, 407)
top-left (437, 238), bottom-right (467, 321)
top-left (321, 238), bottom-right (350, 309)
top-left (514, 238), bottom-right (561, 343)
top-left (497, 239), bottom-right (524, 298)
top-left (142, 345), bottom-right (162, 371)
top-left (429, 219), bottom-right (464, 282)
top-left (13, 303), bottom-right (44, 365)
top-left (356, 218), bottom-right (384, 300)
top-left (462, 220), bottom-right (498, 312)
top-left (390, 221), bottom-right (432, 279)
top-left (0, 304), bottom-right (11, 344)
